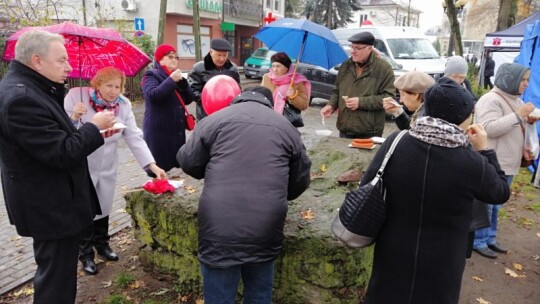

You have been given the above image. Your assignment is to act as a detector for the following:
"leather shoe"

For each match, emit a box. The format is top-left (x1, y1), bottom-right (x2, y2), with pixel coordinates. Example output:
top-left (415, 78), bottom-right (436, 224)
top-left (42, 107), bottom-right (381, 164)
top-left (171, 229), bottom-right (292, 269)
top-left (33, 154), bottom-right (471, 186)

top-left (81, 259), bottom-right (98, 275)
top-left (96, 245), bottom-right (119, 261)
top-left (488, 242), bottom-right (508, 254)
top-left (474, 247), bottom-right (498, 259)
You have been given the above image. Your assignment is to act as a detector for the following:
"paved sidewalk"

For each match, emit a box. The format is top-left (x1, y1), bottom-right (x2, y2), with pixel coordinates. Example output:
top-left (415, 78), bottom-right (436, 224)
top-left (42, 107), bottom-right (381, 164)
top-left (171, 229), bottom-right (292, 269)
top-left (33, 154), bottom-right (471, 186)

top-left (0, 138), bottom-right (158, 295)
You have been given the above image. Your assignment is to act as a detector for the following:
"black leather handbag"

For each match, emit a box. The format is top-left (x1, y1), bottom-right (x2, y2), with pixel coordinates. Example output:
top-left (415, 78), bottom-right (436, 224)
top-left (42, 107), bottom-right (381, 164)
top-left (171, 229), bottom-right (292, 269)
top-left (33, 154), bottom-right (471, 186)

top-left (283, 102), bottom-right (304, 127)
top-left (331, 130), bottom-right (407, 248)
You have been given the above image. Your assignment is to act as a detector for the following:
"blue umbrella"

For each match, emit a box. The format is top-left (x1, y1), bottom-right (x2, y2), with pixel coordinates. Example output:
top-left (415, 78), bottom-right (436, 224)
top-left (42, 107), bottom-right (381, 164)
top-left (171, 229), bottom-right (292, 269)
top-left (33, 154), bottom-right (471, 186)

top-left (254, 18), bottom-right (348, 70)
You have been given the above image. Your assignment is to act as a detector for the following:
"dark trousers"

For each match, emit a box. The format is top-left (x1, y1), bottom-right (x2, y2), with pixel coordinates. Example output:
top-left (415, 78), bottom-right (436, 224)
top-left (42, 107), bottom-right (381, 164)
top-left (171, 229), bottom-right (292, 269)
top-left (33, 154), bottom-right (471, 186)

top-left (33, 235), bottom-right (79, 304)
top-left (79, 216), bottom-right (110, 261)
top-left (484, 76), bottom-right (493, 90)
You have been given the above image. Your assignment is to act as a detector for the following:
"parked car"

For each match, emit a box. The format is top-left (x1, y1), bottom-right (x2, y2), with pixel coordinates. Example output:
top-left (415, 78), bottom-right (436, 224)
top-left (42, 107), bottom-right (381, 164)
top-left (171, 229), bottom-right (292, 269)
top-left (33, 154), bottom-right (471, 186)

top-left (295, 52), bottom-right (407, 102)
top-left (243, 47), bottom-right (276, 79)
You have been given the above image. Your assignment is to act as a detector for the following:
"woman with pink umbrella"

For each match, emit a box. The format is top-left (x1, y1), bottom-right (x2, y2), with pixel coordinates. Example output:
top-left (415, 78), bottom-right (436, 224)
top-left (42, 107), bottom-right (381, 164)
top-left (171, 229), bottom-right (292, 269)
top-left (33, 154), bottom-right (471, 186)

top-left (65, 67), bottom-right (167, 275)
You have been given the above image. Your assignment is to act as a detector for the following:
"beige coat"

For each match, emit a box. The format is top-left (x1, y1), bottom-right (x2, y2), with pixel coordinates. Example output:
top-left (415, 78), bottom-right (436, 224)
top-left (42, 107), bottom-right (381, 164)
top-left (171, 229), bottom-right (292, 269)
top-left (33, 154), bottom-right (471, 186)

top-left (474, 87), bottom-right (526, 175)
top-left (261, 73), bottom-right (309, 111)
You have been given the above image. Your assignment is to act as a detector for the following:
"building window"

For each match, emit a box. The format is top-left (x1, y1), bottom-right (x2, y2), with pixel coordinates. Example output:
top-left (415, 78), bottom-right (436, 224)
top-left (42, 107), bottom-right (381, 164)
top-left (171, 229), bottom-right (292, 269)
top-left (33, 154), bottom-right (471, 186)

top-left (359, 14), bottom-right (368, 24)
top-left (224, 30), bottom-right (236, 57)
top-left (266, 0), bottom-right (271, 9)
top-left (274, 0), bottom-right (279, 11)
top-left (177, 24), bottom-right (211, 59)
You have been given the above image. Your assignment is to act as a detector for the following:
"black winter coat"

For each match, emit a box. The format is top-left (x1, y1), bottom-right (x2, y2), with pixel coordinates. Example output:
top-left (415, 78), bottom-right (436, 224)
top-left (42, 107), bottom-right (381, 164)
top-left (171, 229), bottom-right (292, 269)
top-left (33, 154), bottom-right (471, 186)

top-left (187, 53), bottom-right (240, 120)
top-left (177, 94), bottom-right (311, 267)
top-left (0, 61), bottom-right (103, 240)
top-left (362, 131), bottom-right (509, 304)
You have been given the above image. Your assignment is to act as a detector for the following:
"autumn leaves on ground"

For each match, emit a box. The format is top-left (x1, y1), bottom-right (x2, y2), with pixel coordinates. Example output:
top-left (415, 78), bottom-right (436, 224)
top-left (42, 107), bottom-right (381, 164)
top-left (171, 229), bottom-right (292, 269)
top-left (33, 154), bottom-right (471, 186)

top-left (1, 169), bottom-right (539, 304)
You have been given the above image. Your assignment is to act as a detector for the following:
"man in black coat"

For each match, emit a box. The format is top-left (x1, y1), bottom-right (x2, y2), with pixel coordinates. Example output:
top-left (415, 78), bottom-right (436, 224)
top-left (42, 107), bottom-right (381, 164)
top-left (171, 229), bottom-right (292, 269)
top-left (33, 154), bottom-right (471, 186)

top-left (484, 53), bottom-right (495, 89)
top-left (177, 87), bottom-right (311, 303)
top-left (0, 30), bottom-right (115, 304)
top-left (188, 38), bottom-right (240, 120)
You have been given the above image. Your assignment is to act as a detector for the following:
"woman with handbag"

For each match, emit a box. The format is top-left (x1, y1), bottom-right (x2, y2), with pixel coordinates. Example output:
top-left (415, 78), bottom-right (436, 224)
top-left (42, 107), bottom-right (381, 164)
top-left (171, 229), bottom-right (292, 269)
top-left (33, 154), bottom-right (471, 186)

top-left (360, 78), bottom-right (510, 304)
top-left (261, 52), bottom-right (311, 127)
top-left (472, 63), bottom-right (540, 259)
top-left (142, 44), bottom-right (195, 172)
top-left (65, 67), bottom-right (167, 275)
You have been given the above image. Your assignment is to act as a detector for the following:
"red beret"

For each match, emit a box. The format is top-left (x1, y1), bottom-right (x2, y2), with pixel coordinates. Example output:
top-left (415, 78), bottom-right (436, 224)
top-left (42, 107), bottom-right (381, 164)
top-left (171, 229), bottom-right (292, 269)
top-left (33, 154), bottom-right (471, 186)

top-left (154, 44), bottom-right (176, 62)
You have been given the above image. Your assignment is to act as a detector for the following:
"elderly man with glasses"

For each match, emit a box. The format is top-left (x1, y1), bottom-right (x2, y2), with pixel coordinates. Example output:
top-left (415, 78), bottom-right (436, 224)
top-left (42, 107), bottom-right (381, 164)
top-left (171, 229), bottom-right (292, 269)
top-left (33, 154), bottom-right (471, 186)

top-left (321, 31), bottom-right (395, 139)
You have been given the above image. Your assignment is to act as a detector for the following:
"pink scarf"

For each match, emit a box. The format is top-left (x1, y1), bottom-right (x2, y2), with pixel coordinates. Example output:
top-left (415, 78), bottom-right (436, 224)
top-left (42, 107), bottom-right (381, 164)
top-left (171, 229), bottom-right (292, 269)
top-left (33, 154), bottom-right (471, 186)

top-left (269, 66), bottom-right (311, 114)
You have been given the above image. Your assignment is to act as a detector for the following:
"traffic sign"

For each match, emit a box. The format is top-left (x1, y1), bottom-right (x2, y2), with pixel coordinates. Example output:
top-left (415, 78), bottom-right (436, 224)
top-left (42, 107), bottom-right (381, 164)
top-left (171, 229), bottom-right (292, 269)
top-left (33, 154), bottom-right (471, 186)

top-left (134, 18), bottom-right (145, 31)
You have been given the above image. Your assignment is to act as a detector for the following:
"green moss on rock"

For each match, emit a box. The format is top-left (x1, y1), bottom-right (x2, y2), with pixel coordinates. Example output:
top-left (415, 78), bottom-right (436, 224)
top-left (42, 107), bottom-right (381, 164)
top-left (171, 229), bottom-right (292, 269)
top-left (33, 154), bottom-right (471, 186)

top-left (125, 136), bottom-right (378, 303)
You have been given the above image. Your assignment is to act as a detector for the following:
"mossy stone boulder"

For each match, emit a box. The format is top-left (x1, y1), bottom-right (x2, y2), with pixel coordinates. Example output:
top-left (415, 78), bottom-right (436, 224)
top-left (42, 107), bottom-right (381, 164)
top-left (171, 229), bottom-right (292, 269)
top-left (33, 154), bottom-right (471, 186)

top-left (125, 136), bottom-right (379, 302)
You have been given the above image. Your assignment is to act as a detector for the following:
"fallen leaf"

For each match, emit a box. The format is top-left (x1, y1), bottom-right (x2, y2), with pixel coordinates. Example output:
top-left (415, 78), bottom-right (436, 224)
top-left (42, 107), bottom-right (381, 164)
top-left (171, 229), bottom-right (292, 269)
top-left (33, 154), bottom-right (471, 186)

top-left (505, 267), bottom-right (519, 277)
top-left (185, 185), bottom-right (196, 194)
top-left (129, 280), bottom-right (141, 289)
top-left (300, 208), bottom-right (315, 220)
top-left (472, 276), bottom-right (484, 282)
top-left (513, 263), bottom-right (523, 271)
top-left (476, 298), bottom-right (491, 304)
top-left (100, 281), bottom-right (112, 288)
top-left (536, 232), bottom-right (540, 238)
top-left (196, 299), bottom-right (205, 304)
top-left (13, 286), bottom-right (34, 297)
top-left (150, 288), bottom-right (169, 296)
top-left (320, 164), bottom-right (327, 172)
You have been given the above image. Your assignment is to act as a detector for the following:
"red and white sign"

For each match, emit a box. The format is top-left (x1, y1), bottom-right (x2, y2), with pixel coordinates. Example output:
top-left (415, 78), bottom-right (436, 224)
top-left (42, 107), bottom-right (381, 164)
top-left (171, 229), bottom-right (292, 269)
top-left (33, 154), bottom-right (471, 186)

top-left (484, 36), bottom-right (523, 48)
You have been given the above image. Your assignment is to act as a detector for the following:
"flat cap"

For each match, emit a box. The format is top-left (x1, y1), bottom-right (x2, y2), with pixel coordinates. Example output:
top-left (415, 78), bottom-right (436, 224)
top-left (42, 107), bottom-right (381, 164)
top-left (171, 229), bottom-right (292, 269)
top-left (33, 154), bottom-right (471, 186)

top-left (394, 71), bottom-right (435, 94)
top-left (210, 38), bottom-right (232, 51)
top-left (347, 32), bottom-right (375, 45)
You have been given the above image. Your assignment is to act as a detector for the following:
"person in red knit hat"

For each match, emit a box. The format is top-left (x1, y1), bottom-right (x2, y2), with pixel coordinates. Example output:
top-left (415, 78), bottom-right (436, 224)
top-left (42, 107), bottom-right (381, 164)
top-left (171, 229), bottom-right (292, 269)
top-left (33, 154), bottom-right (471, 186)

top-left (141, 44), bottom-right (195, 173)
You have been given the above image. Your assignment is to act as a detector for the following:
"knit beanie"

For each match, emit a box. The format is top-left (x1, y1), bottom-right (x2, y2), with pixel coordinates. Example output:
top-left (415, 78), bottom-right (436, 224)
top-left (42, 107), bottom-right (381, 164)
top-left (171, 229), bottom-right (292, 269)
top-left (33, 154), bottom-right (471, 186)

top-left (424, 77), bottom-right (475, 125)
top-left (154, 44), bottom-right (176, 62)
top-left (394, 71), bottom-right (435, 94)
top-left (494, 63), bottom-right (529, 95)
top-left (444, 56), bottom-right (468, 76)
top-left (270, 52), bottom-right (292, 69)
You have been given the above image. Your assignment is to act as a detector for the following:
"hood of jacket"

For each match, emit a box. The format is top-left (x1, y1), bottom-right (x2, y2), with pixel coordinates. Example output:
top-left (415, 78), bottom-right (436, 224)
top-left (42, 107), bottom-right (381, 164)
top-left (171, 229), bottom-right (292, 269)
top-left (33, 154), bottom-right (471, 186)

top-left (494, 63), bottom-right (529, 95)
top-left (230, 91), bottom-right (273, 109)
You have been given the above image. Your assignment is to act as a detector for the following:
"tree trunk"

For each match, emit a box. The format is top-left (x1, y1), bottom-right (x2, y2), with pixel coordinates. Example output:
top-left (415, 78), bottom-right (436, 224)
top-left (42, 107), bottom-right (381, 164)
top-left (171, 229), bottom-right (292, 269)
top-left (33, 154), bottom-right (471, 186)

top-left (445, 0), bottom-right (463, 56)
top-left (497, 0), bottom-right (514, 31)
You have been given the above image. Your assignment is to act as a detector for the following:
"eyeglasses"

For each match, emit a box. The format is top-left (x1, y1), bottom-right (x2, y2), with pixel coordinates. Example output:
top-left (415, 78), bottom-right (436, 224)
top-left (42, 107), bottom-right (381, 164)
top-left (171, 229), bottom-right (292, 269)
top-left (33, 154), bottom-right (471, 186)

top-left (349, 45), bottom-right (370, 52)
top-left (166, 54), bottom-right (179, 60)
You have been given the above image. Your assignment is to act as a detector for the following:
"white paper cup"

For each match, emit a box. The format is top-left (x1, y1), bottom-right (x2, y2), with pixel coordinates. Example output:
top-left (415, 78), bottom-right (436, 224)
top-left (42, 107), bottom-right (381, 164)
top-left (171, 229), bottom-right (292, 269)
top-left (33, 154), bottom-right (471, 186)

top-left (315, 130), bottom-right (332, 136)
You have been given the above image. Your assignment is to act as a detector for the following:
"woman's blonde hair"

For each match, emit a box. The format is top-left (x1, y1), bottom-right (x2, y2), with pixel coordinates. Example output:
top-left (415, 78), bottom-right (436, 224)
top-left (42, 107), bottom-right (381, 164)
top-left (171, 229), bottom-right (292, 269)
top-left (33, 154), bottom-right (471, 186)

top-left (90, 67), bottom-right (126, 94)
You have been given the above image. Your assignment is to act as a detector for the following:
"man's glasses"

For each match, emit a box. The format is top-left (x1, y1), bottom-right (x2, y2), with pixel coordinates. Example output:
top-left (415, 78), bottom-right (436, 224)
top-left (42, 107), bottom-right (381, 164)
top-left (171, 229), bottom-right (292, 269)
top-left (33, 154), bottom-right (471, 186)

top-left (349, 45), bottom-right (370, 52)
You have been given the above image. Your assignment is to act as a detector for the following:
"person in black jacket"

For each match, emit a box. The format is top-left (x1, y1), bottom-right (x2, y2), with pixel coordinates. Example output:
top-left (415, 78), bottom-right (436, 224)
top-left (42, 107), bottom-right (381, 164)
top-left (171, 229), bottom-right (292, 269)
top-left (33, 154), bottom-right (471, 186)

top-left (188, 38), bottom-right (240, 120)
top-left (484, 53), bottom-right (495, 89)
top-left (361, 78), bottom-right (509, 304)
top-left (0, 30), bottom-right (116, 304)
top-left (176, 86), bottom-right (311, 304)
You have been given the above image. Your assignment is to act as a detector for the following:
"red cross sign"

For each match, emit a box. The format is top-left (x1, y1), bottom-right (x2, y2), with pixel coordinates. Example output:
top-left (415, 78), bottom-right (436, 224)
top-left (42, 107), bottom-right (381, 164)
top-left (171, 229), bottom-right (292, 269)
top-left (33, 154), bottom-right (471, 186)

top-left (264, 12), bottom-right (277, 24)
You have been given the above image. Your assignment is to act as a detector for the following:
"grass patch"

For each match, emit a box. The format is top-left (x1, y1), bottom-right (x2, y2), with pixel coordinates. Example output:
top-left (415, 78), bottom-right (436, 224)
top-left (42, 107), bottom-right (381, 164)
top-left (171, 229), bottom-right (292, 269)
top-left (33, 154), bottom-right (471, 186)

top-left (515, 217), bottom-right (534, 228)
top-left (526, 202), bottom-right (540, 213)
top-left (113, 272), bottom-right (136, 289)
top-left (105, 294), bottom-right (133, 304)
top-left (498, 208), bottom-right (509, 220)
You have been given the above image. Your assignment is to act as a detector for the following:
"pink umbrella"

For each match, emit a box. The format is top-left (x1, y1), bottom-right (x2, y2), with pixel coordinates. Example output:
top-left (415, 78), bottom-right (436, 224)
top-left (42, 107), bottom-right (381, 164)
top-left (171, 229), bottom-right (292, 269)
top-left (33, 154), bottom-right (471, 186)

top-left (1, 21), bottom-right (150, 79)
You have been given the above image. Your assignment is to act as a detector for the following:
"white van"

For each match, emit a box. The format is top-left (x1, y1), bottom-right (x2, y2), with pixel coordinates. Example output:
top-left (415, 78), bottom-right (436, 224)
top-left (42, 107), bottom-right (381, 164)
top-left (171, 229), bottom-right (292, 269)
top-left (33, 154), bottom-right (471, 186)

top-left (332, 26), bottom-right (446, 77)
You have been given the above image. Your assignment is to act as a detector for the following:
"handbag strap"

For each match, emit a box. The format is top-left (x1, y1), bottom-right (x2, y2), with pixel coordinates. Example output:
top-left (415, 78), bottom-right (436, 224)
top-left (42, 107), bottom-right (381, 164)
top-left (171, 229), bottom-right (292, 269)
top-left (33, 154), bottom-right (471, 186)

top-left (492, 91), bottom-right (525, 136)
top-left (174, 90), bottom-right (191, 117)
top-left (370, 130), bottom-right (408, 185)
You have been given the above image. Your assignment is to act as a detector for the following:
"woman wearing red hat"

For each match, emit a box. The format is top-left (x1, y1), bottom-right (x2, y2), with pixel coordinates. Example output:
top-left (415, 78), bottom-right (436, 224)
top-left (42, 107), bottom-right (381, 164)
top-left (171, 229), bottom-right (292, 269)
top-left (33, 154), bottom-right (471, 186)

top-left (142, 44), bottom-right (195, 172)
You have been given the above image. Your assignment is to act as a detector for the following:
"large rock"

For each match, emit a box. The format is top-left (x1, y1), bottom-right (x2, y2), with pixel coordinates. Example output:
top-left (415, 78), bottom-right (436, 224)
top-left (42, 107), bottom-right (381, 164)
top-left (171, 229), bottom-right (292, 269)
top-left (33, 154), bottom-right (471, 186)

top-left (125, 136), bottom-right (380, 303)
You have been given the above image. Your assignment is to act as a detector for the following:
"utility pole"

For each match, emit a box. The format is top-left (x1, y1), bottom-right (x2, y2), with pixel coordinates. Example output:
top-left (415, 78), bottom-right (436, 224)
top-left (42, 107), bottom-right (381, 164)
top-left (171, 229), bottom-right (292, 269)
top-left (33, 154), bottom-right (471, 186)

top-left (158, 0), bottom-right (167, 45)
top-left (82, 0), bottom-right (87, 26)
top-left (193, 0), bottom-right (202, 61)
